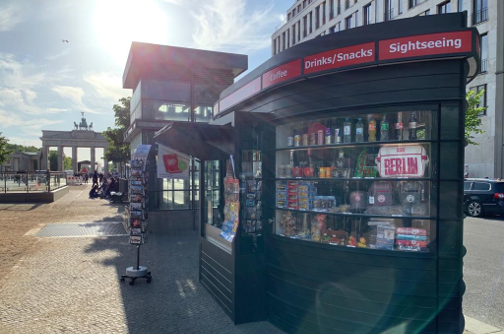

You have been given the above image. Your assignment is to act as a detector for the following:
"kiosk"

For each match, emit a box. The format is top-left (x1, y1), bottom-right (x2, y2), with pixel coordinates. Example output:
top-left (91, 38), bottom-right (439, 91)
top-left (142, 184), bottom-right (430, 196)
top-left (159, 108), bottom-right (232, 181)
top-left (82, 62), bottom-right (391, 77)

top-left (154, 13), bottom-right (479, 334)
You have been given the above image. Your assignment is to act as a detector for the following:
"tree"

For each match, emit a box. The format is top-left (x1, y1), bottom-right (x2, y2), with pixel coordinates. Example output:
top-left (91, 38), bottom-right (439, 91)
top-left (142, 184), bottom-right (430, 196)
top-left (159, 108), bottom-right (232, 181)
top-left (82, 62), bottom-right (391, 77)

top-left (64, 156), bottom-right (72, 170)
top-left (103, 97), bottom-right (131, 167)
top-left (465, 89), bottom-right (487, 146)
top-left (5, 143), bottom-right (40, 153)
top-left (48, 150), bottom-right (58, 171)
top-left (0, 132), bottom-right (11, 165)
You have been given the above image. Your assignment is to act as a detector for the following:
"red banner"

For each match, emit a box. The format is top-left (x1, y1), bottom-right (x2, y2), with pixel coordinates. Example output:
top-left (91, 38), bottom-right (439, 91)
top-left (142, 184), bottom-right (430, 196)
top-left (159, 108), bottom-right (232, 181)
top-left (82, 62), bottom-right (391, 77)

top-left (304, 42), bottom-right (375, 74)
top-left (262, 59), bottom-right (302, 89)
top-left (379, 31), bottom-right (473, 60)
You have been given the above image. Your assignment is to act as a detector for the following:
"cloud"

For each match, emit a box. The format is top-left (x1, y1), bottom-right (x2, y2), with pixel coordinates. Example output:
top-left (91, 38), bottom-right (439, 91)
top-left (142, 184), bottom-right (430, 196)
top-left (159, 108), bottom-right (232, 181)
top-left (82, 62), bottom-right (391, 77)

top-left (164, 0), bottom-right (275, 53)
top-left (0, 3), bottom-right (23, 32)
top-left (0, 108), bottom-right (64, 135)
top-left (52, 85), bottom-right (85, 106)
top-left (83, 72), bottom-right (128, 102)
top-left (45, 49), bottom-right (70, 61)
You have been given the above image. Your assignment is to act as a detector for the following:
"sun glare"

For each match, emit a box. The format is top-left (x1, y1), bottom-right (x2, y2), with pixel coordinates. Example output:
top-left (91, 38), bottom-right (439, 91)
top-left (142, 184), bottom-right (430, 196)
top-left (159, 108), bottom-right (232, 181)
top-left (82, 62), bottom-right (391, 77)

top-left (94, 0), bottom-right (168, 65)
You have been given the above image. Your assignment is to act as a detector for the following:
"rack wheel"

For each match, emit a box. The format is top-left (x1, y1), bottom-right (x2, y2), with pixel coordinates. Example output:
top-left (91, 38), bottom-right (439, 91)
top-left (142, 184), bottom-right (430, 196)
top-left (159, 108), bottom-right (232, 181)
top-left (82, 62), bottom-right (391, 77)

top-left (129, 279), bottom-right (135, 286)
top-left (120, 278), bottom-right (125, 283)
top-left (146, 277), bottom-right (152, 283)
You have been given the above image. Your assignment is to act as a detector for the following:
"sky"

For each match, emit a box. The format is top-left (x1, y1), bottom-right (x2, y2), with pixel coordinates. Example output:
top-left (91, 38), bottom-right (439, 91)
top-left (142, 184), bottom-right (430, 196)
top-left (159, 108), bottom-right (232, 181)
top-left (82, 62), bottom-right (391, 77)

top-left (0, 0), bottom-right (292, 162)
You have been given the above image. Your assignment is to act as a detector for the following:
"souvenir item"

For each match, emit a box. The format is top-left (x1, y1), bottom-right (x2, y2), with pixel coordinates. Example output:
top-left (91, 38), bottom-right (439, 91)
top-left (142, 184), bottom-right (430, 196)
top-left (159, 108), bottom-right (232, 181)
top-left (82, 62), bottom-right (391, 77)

top-left (398, 181), bottom-right (422, 205)
top-left (376, 145), bottom-right (429, 178)
top-left (350, 191), bottom-right (368, 212)
top-left (369, 181), bottom-right (393, 206)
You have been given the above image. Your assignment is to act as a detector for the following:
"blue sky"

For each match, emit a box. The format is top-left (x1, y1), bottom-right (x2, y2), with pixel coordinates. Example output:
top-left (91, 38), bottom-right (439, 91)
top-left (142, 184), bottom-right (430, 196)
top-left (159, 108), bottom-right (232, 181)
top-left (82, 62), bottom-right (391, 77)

top-left (0, 0), bottom-right (292, 152)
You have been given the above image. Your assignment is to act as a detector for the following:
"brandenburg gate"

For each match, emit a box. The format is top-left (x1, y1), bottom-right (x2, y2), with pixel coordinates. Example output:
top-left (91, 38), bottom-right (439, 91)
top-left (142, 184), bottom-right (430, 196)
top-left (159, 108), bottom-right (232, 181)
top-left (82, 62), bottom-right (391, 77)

top-left (40, 113), bottom-right (109, 173)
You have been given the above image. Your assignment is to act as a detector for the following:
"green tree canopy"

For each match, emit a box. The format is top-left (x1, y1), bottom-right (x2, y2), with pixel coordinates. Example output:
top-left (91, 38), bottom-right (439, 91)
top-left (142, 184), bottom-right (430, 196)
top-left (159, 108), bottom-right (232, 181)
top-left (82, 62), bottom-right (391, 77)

top-left (465, 89), bottom-right (487, 146)
top-left (103, 97), bottom-right (131, 164)
top-left (0, 132), bottom-right (11, 165)
top-left (6, 143), bottom-right (40, 153)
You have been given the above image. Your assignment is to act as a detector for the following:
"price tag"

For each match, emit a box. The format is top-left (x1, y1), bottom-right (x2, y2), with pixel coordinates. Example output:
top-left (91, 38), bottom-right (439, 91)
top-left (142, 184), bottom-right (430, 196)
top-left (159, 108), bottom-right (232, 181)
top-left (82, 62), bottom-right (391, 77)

top-left (369, 196), bottom-right (375, 204)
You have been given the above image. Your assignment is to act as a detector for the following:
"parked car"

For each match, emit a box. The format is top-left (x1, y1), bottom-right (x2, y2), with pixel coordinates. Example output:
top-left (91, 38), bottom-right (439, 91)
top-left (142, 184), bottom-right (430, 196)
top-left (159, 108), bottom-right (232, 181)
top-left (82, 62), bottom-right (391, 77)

top-left (464, 178), bottom-right (504, 217)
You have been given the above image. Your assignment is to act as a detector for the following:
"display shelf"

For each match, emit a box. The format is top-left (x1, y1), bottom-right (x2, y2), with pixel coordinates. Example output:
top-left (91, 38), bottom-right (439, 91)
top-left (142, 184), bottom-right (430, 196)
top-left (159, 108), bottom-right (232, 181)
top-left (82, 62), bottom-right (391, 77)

top-left (272, 177), bottom-right (434, 181)
top-left (274, 139), bottom-right (435, 152)
top-left (274, 207), bottom-right (434, 220)
top-left (268, 234), bottom-right (436, 258)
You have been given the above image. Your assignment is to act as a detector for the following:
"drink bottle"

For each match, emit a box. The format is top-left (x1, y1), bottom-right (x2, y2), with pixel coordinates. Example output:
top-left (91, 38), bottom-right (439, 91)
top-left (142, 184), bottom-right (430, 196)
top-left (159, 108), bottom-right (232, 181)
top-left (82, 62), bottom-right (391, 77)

top-left (302, 122), bottom-right (309, 146)
top-left (325, 119), bottom-right (332, 144)
top-left (355, 118), bottom-right (364, 143)
top-left (287, 129), bottom-right (294, 147)
top-left (368, 116), bottom-right (377, 142)
top-left (409, 112), bottom-right (418, 140)
top-left (343, 118), bottom-right (352, 143)
top-left (380, 114), bottom-right (389, 141)
top-left (394, 112), bottom-right (403, 141)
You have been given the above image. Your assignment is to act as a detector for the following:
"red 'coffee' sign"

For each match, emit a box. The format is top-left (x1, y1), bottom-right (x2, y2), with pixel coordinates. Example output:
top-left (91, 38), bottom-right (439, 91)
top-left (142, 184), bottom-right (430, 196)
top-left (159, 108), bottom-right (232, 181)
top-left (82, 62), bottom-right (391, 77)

top-left (262, 59), bottom-right (302, 89)
top-left (304, 42), bottom-right (375, 74)
top-left (379, 31), bottom-right (473, 60)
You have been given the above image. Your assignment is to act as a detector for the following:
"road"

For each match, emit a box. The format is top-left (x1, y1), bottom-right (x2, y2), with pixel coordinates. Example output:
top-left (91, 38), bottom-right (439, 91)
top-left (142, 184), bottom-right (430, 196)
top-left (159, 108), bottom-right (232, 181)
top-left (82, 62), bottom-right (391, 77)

top-left (463, 216), bottom-right (504, 330)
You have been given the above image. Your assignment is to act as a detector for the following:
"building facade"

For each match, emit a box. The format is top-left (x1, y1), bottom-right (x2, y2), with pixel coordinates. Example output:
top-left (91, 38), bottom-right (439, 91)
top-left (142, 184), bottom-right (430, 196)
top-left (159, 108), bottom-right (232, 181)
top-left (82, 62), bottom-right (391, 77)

top-left (0, 151), bottom-right (40, 172)
top-left (272, 0), bottom-right (504, 178)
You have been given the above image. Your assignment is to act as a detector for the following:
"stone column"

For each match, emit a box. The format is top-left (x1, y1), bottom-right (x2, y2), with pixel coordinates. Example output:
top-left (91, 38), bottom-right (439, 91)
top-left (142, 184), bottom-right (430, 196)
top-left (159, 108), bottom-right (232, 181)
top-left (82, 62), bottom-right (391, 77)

top-left (41, 145), bottom-right (48, 170)
top-left (57, 146), bottom-right (63, 171)
top-left (72, 146), bottom-right (78, 173)
top-left (90, 147), bottom-right (96, 173)
top-left (104, 158), bottom-right (109, 175)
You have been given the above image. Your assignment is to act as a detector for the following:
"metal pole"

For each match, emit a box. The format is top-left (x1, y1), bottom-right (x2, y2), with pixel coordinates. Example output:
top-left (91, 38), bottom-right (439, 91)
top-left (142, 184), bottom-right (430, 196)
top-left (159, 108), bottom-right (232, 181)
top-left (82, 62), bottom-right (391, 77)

top-left (136, 245), bottom-right (140, 270)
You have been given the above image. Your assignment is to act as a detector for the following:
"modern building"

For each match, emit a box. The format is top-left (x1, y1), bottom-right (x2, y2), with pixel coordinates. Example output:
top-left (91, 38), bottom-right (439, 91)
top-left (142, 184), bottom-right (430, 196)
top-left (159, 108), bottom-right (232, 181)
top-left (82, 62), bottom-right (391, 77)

top-left (122, 42), bottom-right (247, 230)
top-left (271, 0), bottom-right (504, 178)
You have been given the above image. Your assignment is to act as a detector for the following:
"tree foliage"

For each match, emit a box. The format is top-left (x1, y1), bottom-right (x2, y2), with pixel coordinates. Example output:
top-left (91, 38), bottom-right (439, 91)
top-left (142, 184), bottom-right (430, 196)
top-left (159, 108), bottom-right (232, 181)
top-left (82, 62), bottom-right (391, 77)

top-left (6, 143), bottom-right (40, 153)
top-left (64, 156), bottom-right (72, 170)
top-left (465, 89), bottom-right (487, 146)
top-left (103, 97), bottom-right (131, 164)
top-left (49, 150), bottom-right (58, 171)
top-left (0, 132), bottom-right (11, 165)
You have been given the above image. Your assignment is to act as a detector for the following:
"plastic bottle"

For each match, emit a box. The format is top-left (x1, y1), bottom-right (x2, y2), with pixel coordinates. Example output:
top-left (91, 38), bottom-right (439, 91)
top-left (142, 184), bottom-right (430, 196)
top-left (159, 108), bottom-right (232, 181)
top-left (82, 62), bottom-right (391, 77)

top-left (343, 118), bottom-right (352, 143)
top-left (380, 114), bottom-right (389, 141)
top-left (409, 112), bottom-right (418, 140)
top-left (355, 118), bottom-right (364, 143)
top-left (287, 128), bottom-right (294, 147)
top-left (317, 121), bottom-right (324, 145)
top-left (394, 112), bottom-right (403, 141)
top-left (368, 116), bottom-right (377, 142)
top-left (294, 126), bottom-right (301, 146)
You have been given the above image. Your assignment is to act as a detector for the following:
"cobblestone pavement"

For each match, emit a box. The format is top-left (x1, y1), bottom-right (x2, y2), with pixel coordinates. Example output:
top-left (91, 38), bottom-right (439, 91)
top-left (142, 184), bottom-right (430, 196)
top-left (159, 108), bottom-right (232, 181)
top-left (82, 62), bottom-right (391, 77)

top-left (0, 187), bottom-right (282, 333)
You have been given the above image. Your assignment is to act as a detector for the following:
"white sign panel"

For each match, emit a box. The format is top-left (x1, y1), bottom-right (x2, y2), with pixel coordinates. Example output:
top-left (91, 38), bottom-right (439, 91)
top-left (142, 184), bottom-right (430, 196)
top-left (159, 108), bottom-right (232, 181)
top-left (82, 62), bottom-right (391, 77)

top-left (376, 145), bottom-right (429, 178)
top-left (157, 143), bottom-right (190, 180)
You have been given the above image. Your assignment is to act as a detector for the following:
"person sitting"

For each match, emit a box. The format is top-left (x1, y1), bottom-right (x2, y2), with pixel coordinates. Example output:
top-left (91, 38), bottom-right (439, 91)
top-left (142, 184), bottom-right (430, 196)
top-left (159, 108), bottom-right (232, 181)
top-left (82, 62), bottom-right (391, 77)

top-left (89, 184), bottom-right (99, 198)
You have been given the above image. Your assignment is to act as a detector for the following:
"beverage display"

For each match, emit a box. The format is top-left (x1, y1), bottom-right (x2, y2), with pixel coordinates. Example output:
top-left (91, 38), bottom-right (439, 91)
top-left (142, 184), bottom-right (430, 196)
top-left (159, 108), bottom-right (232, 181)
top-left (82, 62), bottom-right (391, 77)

top-left (394, 112), bottom-right (403, 141)
top-left (380, 114), bottom-right (389, 141)
top-left (355, 118), bottom-right (364, 143)
top-left (277, 111), bottom-right (429, 148)
top-left (368, 116), bottom-right (377, 142)
top-left (343, 118), bottom-right (352, 143)
top-left (409, 112), bottom-right (418, 140)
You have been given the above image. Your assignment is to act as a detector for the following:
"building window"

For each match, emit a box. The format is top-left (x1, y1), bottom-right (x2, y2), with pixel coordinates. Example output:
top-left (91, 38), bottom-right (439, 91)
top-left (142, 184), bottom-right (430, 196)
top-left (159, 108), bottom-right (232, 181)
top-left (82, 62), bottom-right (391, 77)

top-left (292, 25), bottom-right (296, 45)
top-left (364, 3), bottom-right (372, 25)
top-left (480, 33), bottom-right (488, 73)
top-left (304, 0), bottom-right (307, 8)
top-left (409, 0), bottom-right (425, 8)
top-left (330, 0), bottom-right (335, 18)
top-left (398, 0), bottom-right (403, 14)
top-left (417, 9), bottom-right (430, 16)
top-left (288, 13), bottom-right (291, 21)
top-left (309, 12), bottom-right (313, 33)
top-left (474, 84), bottom-right (487, 113)
top-left (322, 1), bottom-right (326, 25)
top-left (438, 1), bottom-right (451, 14)
top-left (329, 26), bottom-right (335, 33)
top-left (337, 0), bottom-right (341, 14)
top-left (385, 0), bottom-right (393, 21)
top-left (282, 32), bottom-right (286, 50)
top-left (303, 15), bottom-right (308, 37)
top-left (315, 6), bottom-right (320, 28)
top-left (273, 38), bottom-right (277, 55)
top-left (297, 21), bottom-right (301, 41)
top-left (458, 0), bottom-right (463, 11)
top-left (473, 0), bottom-right (488, 24)
top-left (286, 29), bottom-right (290, 48)
top-left (354, 10), bottom-right (359, 27)
top-left (345, 0), bottom-right (350, 10)
top-left (335, 21), bottom-right (341, 32)
top-left (298, 4), bottom-right (302, 12)
top-left (293, 8), bottom-right (297, 16)
top-left (345, 15), bottom-right (353, 29)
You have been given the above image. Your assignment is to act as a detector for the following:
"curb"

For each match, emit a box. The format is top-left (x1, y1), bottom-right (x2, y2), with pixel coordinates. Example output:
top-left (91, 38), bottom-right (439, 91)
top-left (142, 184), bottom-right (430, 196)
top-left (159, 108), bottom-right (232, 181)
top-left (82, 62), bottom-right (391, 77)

top-left (465, 315), bottom-right (503, 334)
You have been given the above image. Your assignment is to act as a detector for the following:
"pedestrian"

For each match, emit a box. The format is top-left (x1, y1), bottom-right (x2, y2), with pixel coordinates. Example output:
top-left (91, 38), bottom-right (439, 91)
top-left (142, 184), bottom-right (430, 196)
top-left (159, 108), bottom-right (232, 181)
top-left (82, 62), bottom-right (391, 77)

top-left (92, 170), bottom-right (98, 186)
top-left (99, 173), bottom-right (104, 185)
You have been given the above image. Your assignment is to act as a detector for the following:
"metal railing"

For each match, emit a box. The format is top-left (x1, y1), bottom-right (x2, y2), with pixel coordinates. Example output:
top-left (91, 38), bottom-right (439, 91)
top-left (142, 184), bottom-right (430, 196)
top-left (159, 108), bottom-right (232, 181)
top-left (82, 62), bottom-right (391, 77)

top-left (0, 171), bottom-right (67, 194)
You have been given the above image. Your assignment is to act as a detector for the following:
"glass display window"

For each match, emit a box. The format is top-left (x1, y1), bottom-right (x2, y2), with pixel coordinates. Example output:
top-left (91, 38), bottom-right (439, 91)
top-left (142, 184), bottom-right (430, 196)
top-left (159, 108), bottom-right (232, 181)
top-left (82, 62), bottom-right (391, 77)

top-left (272, 108), bottom-right (438, 253)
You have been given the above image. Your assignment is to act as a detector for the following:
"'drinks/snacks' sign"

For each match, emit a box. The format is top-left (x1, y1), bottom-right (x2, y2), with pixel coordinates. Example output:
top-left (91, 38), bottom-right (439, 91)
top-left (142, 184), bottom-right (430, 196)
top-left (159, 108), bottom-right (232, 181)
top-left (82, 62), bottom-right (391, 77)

top-left (376, 145), bottom-right (429, 178)
top-left (157, 144), bottom-right (190, 180)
